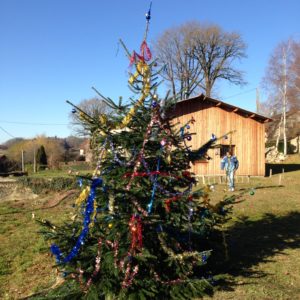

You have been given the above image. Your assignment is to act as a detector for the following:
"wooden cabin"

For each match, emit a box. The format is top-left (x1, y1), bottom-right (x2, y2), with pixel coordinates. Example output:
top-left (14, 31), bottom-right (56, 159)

top-left (171, 94), bottom-right (272, 176)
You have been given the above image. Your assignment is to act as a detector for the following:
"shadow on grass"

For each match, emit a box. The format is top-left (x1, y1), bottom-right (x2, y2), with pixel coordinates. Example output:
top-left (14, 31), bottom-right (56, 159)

top-left (265, 163), bottom-right (300, 175)
top-left (212, 211), bottom-right (300, 291)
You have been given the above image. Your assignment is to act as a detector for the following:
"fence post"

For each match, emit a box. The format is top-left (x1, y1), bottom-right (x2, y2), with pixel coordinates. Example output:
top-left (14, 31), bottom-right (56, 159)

top-left (278, 174), bottom-right (282, 185)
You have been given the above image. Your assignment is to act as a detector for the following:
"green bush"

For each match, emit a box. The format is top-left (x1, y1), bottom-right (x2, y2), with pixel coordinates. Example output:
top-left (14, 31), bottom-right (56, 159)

top-left (17, 176), bottom-right (78, 194)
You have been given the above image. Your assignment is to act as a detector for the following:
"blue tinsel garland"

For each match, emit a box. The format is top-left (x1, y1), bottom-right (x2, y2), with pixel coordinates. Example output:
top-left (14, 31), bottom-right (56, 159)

top-left (50, 177), bottom-right (102, 264)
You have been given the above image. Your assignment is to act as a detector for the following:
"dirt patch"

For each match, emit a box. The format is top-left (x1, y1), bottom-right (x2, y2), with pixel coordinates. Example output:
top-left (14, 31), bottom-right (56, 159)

top-left (0, 183), bottom-right (39, 202)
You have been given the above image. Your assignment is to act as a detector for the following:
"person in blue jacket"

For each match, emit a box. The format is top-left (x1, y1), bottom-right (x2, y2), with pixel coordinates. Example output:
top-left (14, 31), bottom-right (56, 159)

top-left (221, 151), bottom-right (239, 191)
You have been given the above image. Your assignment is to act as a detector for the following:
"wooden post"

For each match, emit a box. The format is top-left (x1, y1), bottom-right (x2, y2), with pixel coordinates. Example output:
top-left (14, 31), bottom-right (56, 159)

top-left (21, 150), bottom-right (25, 172)
top-left (33, 147), bottom-right (37, 173)
top-left (269, 168), bottom-right (272, 177)
top-left (278, 174), bottom-right (282, 185)
top-left (247, 176), bottom-right (250, 183)
top-left (202, 175), bottom-right (205, 185)
top-left (282, 168), bottom-right (285, 178)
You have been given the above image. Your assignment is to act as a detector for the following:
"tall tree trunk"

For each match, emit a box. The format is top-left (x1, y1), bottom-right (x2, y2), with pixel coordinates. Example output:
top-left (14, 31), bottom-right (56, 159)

top-left (205, 79), bottom-right (212, 98)
top-left (275, 114), bottom-right (283, 151)
top-left (282, 98), bottom-right (287, 155)
top-left (282, 48), bottom-right (288, 155)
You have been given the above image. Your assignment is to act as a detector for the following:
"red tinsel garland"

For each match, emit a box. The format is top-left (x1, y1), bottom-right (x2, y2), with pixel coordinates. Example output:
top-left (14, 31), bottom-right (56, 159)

top-left (129, 214), bottom-right (143, 252)
top-left (124, 170), bottom-right (194, 181)
top-left (140, 40), bottom-right (152, 61)
top-left (165, 195), bottom-right (193, 213)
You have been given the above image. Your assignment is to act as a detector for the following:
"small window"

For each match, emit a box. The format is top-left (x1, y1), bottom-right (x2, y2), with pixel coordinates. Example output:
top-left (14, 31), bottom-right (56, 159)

top-left (220, 145), bottom-right (235, 157)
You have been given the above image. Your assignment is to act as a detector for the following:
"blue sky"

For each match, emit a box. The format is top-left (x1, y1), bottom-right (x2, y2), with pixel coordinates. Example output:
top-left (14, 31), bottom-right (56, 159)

top-left (0, 0), bottom-right (299, 144)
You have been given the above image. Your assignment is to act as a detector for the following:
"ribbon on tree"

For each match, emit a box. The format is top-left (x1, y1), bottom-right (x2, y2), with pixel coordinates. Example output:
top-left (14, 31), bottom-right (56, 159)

top-left (141, 158), bottom-right (194, 198)
top-left (121, 41), bottom-right (152, 129)
top-left (85, 238), bottom-right (103, 290)
top-left (119, 93), bottom-right (147, 129)
top-left (140, 40), bottom-right (152, 61)
top-left (75, 186), bottom-right (91, 206)
top-left (50, 177), bottom-right (103, 264)
top-left (124, 170), bottom-right (194, 182)
top-left (129, 214), bottom-right (143, 253)
top-left (121, 264), bottom-right (139, 289)
top-left (165, 195), bottom-right (193, 213)
top-left (147, 156), bottom-right (160, 214)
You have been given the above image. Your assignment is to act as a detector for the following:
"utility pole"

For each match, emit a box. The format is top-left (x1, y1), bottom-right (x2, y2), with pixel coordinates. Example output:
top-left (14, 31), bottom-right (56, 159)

top-left (21, 150), bottom-right (25, 172)
top-left (256, 88), bottom-right (260, 113)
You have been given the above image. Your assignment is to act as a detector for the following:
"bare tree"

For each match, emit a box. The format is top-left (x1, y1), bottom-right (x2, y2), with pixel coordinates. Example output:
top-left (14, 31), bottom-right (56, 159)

top-left (6, 135), bottom-right (65, 169)
top-left (262, 39), bottom-right (299, 155)
top-left (154, 22), bottom-right (203, 99)
top-left (289, 41), bottom-right (300, 110)
top-left (69, 97), bottom-right (111, 136)
top-left (190, 24), bottom-right (246, 97)
top-left (154, 22), bottom-right (246, 99)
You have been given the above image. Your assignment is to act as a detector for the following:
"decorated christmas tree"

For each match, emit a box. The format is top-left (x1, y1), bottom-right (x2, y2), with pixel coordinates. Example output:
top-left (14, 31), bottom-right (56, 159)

top-left (37, 6), bottom-right (236, 300)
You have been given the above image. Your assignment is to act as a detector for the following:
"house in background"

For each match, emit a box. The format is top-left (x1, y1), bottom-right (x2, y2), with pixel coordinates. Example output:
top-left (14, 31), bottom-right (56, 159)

top-left (79, 139), bottom-right (93, 162)
top-left (171, 94), bottom-right (272, 176)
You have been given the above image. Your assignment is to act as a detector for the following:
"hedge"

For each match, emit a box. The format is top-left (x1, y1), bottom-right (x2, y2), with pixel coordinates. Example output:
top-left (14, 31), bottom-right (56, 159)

top-left (17, 176), bottom-right (78, 194)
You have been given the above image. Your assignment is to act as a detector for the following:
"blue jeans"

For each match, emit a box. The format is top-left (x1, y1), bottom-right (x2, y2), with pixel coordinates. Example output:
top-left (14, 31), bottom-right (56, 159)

top-left (226, 170), bottom-right (235, 189)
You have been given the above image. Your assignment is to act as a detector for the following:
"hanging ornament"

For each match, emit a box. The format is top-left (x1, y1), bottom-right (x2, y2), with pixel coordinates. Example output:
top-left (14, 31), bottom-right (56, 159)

top-left (249, 188), bottom-right (255, 196)
top-left (211, 133), bottom-right (217, 141)
top-left (72, 108), bottom-right (77, 114)
top-left (145, 6), bottom-right (151, 21)
top-left (160, 138), bottom-right (167, 147)
top-left (152, 101), bottom-right (158, 108)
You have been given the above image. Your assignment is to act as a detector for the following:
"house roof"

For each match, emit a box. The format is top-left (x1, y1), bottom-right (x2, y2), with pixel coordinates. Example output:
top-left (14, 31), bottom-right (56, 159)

top-left (176, 94), bottom-right (272, 123)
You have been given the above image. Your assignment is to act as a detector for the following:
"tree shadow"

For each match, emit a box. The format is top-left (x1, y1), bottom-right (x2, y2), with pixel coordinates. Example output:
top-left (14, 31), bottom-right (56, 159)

top-left (265, 163), bottom-right (300, 175)
top-left (211, 211), bottom-right (300, 291)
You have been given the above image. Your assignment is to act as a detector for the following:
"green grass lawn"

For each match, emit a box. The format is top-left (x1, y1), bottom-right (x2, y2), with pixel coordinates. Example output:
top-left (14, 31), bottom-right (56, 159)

top-left (0, 196), bottom-right (75, 300)
top-left (0, 158), bottom-right (300, 299)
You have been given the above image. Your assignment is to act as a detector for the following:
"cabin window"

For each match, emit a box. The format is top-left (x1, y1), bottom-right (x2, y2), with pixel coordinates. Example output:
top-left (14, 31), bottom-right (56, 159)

top-left (220, 145), bottom-right (235, 157)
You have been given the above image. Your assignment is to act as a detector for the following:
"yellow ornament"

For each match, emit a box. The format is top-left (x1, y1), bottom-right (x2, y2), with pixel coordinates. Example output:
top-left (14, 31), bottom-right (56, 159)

top-left (108, 223), bottom-right (113, 229)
